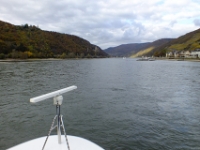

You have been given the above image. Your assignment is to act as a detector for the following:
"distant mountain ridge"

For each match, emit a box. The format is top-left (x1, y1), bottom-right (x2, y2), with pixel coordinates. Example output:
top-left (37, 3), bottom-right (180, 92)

top-left (105, 27), bottom-right (200, 57)
top-left (104, 43), bottom-right (149, 57)
top-left (152, 28), bottom-right (200, 57)
top-left (0, 20), bottom-right (108, 59)
top-left (104, 39), bottom-right (173, 57)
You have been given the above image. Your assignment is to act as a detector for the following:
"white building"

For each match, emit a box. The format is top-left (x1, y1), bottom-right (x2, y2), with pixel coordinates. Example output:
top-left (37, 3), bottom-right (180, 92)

top-left (166, 49), bottom-right (200, 58)
top-left (191, 49), bottom-right (200, 58)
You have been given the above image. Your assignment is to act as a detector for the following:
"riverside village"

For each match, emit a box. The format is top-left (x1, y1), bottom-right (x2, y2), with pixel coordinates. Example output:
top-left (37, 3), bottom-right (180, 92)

top-left (166, 49), bottom-right (200, 59)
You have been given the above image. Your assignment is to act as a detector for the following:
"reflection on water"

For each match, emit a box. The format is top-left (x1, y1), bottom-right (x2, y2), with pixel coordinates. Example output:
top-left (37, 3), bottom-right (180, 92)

top-left (0, 59), bottom-right (200, 150)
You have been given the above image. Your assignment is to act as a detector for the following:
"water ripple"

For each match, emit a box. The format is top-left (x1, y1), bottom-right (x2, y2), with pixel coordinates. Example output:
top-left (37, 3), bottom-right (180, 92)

top-left (1, 59), bottom-right (200, 150)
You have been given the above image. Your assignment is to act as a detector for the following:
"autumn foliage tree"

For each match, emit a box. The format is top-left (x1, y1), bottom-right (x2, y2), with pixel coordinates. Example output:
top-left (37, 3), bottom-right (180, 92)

top-left (0, 20), bottom-right (108, 59)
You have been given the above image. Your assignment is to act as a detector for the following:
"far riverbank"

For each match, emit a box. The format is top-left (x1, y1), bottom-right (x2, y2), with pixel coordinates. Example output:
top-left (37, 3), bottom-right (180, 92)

top-left (0, 58), bottom-right (63, 62)
top-left (1, 57), bottom-right (200, 63)
top-left (154, 57), bottom-right (200, 62)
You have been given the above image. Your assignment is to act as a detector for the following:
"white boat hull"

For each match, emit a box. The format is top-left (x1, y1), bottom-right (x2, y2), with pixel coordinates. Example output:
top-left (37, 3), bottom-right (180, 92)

top-left (8, 135), bottom-right (104, 150)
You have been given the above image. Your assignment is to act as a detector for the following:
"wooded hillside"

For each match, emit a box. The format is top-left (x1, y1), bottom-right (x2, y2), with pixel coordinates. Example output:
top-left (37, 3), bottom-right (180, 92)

top-left (0, 20), bottom-right (108, 59)
top-left (104, 27), bottom-right (200, 57)
top-left (151, 28), bottom-right (200, 57)
top-left (104, 39), bottom-right (172, 57)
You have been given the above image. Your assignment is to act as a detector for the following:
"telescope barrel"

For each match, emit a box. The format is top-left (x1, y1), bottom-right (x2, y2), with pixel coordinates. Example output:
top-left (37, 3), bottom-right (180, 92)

top-left (30, 85), bottom-right (77, 103)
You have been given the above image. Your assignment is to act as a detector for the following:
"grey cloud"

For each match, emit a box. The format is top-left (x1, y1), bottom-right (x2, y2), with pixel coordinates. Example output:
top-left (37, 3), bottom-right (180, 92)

top-left (194, 19), bottom-right (200, 26)
top-left (0, 0), bottom-right (200, 49)
top-left (169, 20), bottom-right (177, 27)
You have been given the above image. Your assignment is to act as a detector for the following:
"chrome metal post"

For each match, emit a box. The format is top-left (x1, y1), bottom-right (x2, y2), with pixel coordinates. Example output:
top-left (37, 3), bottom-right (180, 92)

top-left (57, 105), bottom-right (62, 144)
top-left (32, 86), bottom-right (77, 150)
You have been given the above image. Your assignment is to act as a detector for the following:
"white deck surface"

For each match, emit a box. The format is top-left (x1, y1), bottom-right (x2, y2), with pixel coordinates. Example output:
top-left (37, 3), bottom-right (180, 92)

top-left (8, 135), bottom-right (104, 150)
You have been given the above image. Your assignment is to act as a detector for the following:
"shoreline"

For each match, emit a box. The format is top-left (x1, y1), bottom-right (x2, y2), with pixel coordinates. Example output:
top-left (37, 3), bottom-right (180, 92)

top-left (0, 58), bottom-right (65, 62)
top-left (0, 57), bottom-right (109, 63)
top-left (154, 57), bottom-right (200, 62)
top-left (1, 57), bottom-right (200, 63)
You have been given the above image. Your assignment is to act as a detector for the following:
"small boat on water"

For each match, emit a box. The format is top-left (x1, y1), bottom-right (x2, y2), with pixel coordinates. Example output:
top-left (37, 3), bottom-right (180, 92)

top-left (8, 86), bottom-right (104, 150)
top-left (137, 57), bottom-right (155, 61)
top-left (148, 58), bottom-right (155, 61)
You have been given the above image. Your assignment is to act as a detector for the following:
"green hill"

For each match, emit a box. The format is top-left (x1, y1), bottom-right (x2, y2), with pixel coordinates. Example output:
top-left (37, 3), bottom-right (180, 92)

top-left (104, 28), bottom-right (200, 57)
top-left (0, 20), bottom-right (108, 59)
top-left (104, 43), bottom-right (150, 57)
top-left (151, 28), bottom-right (200, 57)
top-left (104, 39), bottom-right (172, 57)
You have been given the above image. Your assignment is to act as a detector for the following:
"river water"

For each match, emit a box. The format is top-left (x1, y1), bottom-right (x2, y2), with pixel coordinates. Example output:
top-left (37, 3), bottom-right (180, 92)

top-left (0, 58), bottom-right (200, 150)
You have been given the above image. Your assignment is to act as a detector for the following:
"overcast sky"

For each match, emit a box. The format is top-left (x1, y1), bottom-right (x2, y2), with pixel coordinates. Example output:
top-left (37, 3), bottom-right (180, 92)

top-left (1, 0), bottom-right (200, 49)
